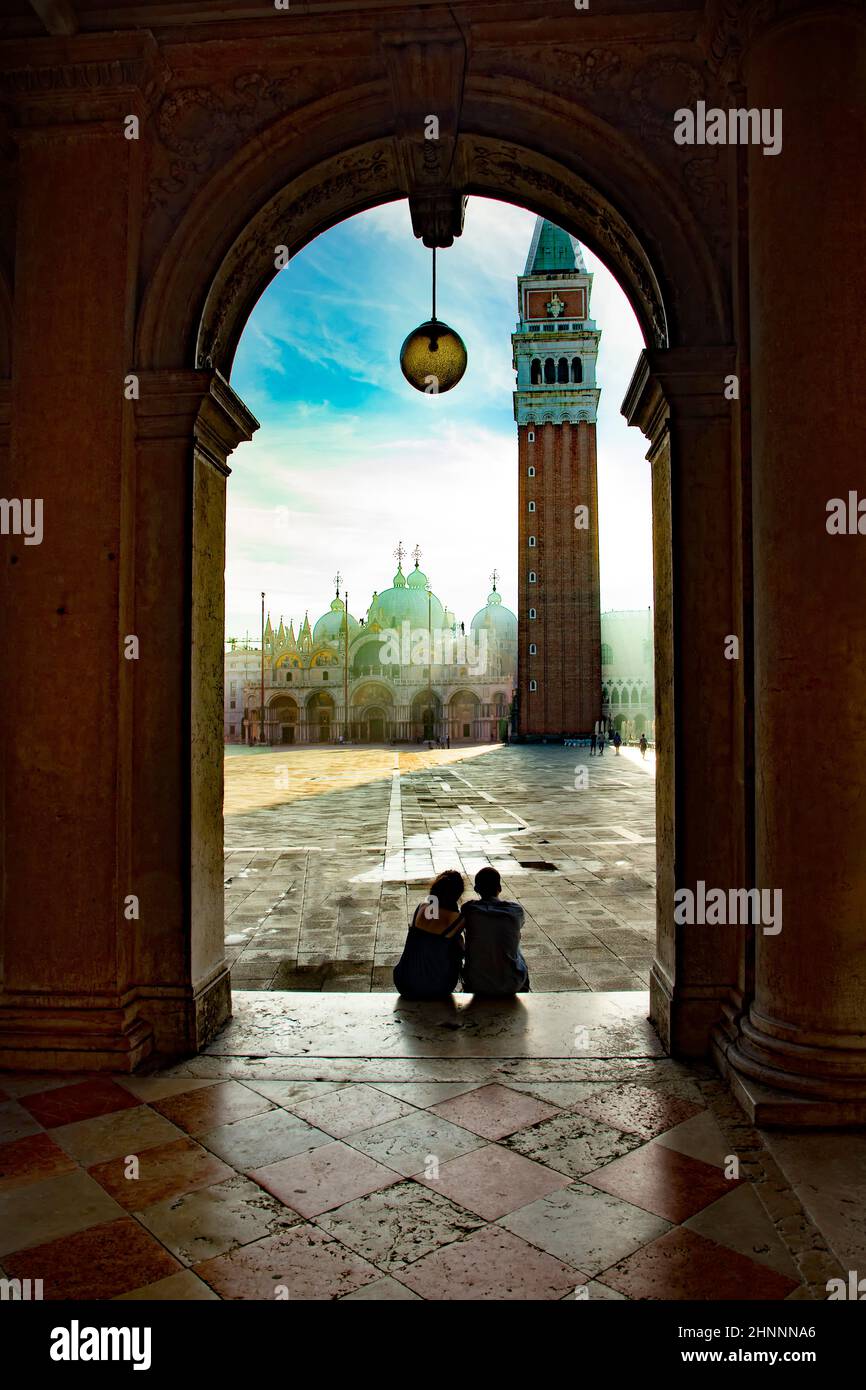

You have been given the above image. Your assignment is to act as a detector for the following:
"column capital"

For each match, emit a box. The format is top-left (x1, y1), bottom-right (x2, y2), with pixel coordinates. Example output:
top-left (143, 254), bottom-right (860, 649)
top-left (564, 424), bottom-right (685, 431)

top-left (621, 345), bottom-right (736, 451)
top-left (134, 369), bottom-right (259, 471)
top-left (0, 30), bottom-right (167, 129)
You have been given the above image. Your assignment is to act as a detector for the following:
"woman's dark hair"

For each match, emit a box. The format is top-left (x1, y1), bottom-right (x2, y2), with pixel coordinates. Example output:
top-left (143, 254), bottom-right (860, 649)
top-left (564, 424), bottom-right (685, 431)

top-left (428, 869), bottom-right (464, 912)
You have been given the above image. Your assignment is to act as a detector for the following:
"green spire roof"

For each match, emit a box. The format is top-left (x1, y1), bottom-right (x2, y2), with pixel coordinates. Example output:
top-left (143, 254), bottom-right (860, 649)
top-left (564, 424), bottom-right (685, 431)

top-left (523, 217), bottom-right (586, 274)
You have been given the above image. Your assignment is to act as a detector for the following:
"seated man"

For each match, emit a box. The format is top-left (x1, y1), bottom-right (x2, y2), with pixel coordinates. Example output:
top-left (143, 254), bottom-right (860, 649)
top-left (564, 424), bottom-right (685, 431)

top-left (461, 867), bottom-right (530, 996)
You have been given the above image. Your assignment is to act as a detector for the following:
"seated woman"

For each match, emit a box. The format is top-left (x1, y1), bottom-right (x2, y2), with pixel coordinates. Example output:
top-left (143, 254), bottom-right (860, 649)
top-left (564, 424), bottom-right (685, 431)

top-left (393, 869), bottom-right (465, 1000)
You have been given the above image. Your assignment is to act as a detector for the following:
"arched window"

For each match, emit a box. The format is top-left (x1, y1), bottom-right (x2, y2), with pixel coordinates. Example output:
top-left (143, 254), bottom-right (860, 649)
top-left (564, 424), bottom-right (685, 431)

top-left (544, 357), bottom-right (555, 383)
top-left (529, 679), bottom-right (537, 692)
top-left (631, 686), bottom-right (640, 704)
top-left (527, 431), bottom-right (535, 444)
top-left (600, 643), bottom-right (613, 665)
top-left (529, 643), bottom-right (537, 655)
top-left (528, 465), bottom-right (536, 477)
top-left (528, 571), bottom-right (537, 584)
top-left (528, 608), bottom-right (537, 619)
top-left (528, 536), bottom-right (536, 547)
top-left (528, 501), bottom-right (536, 512)
top-left (571, 358), bottom-right (583, 383)
top-left (530, 358), bottom-right (542, 384)
top-left (557, 357), bottom-right (569, 383)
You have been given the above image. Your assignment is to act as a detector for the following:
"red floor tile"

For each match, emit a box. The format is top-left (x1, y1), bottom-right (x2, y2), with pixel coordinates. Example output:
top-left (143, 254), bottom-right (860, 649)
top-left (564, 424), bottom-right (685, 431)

top-left (430, 1083), bottom-right (561, 1140)
top-left (415, 1143), bottom-right (571, 1221)
top-left (4, 1217), bottom-right (181, 1300)
top-left (251, 1141), bottom-right (399, 1218)
top-left (597, 1225), bottom-right (800, 1301)
top-left (399, 1225), bottom-right (586, 1300)
top-left (573, 1083), bottom-right (702, 1139)
top-left (583, 1142), bottom-right (738, 1223)
top-left (195, 1223), bottom-right (380, 1300)
top-left (20, 1078), bottom-right (141, 1129)
top-left (0, 1132), bottom-right (77, 1191)
top-left (150, 1081), bottom-right (274, 1135)
top-left (88, 1137), bottom-right (234, 1211)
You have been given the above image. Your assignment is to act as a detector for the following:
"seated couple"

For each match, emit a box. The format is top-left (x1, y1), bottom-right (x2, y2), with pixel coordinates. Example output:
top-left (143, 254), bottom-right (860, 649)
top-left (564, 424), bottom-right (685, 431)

top-left (393, 867), bottom-right (530, 1000)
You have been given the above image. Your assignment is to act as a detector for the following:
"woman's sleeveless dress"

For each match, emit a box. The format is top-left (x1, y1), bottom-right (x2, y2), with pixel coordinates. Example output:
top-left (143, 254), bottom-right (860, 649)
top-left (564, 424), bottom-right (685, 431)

top-left (393, 904), bottom-right (464, 999)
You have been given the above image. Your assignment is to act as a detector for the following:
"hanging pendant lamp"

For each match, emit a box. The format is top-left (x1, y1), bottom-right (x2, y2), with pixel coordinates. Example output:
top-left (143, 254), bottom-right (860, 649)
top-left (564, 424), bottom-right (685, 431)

top-left (399, 248), bottom-right (467, 394)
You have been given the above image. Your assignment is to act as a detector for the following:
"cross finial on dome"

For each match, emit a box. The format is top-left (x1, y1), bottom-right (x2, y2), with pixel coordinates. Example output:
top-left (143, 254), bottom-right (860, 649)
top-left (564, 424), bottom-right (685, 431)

top-left (490, 568), bottom-right (499, 592)
top-left (333, 570), bottom-right (342, 597)
top-left (412, 543), bottom-right (422, 569)
top-left (393, 541), bottom-right (406, 570)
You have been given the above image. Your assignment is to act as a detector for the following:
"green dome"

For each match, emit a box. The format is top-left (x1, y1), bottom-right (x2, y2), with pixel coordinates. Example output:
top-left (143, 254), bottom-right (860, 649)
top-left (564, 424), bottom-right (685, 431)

top-left (367, 563), bottom-right (445, 632)
top-left (471, 588), bottom-right (517, 639)
top-left (313, 597), bottom-right (360, 644)
top-left (407, 563), bottom-right (429, 589)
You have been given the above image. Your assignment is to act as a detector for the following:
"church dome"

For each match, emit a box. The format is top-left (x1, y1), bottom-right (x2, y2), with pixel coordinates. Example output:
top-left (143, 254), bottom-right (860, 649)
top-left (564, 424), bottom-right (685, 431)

top-left (313, 596), bottom-right (361, 644)
top-left (366, 561), bottom-right (446, 632)
top-left (471, 587), bottom-right (517, 639)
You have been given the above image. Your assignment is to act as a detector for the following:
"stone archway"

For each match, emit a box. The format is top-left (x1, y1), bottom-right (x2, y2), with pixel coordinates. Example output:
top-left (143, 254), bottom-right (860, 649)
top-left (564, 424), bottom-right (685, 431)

top-left (18, 8), bottom-right (864, 1109)
top-left (131, 99), bottom-right (741, 1061)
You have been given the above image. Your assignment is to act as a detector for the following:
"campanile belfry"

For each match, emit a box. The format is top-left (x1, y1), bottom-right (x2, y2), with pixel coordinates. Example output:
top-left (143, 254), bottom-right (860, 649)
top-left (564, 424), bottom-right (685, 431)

top-left (512, 218), bottom-right (602, 738)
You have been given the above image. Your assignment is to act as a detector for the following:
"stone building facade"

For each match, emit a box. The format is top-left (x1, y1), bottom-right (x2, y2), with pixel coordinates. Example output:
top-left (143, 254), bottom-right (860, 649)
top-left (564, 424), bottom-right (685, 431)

top-left (226, 553), bottom-right (517, 745)
top-left (602, 608), bottom-right (655, 739)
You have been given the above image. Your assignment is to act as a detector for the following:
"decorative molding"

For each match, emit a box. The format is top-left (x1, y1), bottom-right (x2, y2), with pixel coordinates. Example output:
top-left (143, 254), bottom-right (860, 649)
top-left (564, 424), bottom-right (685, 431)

top-left (0, 33), bottom-right (165, 121)
top-left (469, 139), bottom-right (668, 349)
top-left (197, 145), bottom-right (398, 370)
top-left (381, 36), bottom-right (467, 246)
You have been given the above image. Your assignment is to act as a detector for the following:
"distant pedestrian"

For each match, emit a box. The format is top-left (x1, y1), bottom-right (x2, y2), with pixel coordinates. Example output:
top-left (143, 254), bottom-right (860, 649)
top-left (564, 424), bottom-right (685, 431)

top-left (639, 734), bottom-right (648, 758)
top-left (613, 730), bottom-right (622, 755)
top-left (590, 732), bottom-right (597, 756)
top-left (598, 734), bottom-right (605, 755)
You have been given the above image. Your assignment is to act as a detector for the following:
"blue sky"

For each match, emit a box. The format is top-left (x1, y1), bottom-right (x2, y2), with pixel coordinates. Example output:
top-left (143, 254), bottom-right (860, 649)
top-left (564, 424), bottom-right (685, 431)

top-left (226, 196), bottom-right (653, 642)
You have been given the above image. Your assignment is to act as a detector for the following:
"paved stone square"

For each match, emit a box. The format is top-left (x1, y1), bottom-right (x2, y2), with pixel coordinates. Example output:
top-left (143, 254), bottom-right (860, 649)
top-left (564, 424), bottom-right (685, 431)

top-left (224, 742), bottom-right (656, 991)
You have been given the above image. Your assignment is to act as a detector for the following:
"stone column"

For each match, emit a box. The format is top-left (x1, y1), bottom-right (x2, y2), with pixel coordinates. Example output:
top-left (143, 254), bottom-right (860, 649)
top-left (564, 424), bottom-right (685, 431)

top-left (722, 7), bottom-right (866, 1122)
top-left (0, 49), bottom-right (157, 1068)
top-left (623, 346), bottom-right (746, 1057)
top-left (131, 372), bottom-right (257, 1057)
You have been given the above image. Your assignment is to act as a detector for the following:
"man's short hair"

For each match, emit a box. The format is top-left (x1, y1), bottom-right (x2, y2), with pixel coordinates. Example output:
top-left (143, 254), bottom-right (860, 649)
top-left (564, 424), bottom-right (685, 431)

top-left (474, 867), bottom-right (501, 898)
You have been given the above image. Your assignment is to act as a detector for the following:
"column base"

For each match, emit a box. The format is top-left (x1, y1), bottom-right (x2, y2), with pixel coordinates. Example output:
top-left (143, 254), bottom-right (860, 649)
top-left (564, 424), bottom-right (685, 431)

top-left (0, 995), bottom-right (154, 1073)
top-left (649, 960), bottom-right (740, 1059)
top-left (0, 967), bottom-right (232, 1073)
top-left (712, 1033), bottom-right (866, 1127)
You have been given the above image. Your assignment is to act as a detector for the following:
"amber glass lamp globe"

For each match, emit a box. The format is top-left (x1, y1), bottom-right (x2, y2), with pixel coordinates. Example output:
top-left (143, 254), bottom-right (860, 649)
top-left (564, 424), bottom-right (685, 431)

top-left (399, 318), bottom-right (467, 394)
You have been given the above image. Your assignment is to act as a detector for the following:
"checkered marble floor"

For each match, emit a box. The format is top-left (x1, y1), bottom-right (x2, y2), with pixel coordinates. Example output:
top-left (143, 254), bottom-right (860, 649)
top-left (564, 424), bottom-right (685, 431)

top-left (0, 995), bottom-right (846, 1300)
top-left (224, 743), bottom-right (655, 991)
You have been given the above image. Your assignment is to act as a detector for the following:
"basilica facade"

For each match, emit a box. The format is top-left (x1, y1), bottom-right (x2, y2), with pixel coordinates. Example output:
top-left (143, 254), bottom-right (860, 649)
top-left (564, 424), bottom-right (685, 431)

top-left (226, 550), bottom-right (517, 746)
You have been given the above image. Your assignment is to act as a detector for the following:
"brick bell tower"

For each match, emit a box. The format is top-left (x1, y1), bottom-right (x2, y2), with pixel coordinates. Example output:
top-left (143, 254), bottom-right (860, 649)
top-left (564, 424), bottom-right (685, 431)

top-left (512, 218), bottom-right (602, 740)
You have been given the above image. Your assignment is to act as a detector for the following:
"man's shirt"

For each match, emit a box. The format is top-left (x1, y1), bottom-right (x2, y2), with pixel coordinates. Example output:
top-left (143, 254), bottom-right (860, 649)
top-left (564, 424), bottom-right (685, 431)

top-left (461, 898), bottom-right (528, 994)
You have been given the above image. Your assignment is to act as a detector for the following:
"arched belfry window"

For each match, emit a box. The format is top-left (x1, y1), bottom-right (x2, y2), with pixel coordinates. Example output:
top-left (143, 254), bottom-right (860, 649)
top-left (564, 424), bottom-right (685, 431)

top-left (557, 358), bottom-right (569, 383)
top-left (530, 358), bottom-right (542, 385)
top-left (571, 358), bottom-right (583, 383)
top-left (544, 358), bottom-right (555, 384)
